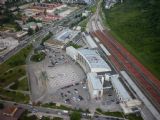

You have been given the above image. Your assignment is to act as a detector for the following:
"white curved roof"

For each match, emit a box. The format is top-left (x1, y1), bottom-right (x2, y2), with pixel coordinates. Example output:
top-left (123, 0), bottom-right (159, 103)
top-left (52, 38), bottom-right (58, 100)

top-left (78, 49), bottom-right (111, 73)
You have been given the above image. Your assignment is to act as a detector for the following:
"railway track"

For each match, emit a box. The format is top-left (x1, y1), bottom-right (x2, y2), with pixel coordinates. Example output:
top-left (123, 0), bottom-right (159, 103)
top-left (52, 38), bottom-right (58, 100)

top-left (90, 18), bottom-right (160, 113)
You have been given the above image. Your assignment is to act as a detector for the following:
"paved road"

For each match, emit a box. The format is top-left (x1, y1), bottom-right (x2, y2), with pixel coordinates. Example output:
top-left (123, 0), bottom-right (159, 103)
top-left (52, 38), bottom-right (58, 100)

top-left (1, 99), bottom-right (126, 120)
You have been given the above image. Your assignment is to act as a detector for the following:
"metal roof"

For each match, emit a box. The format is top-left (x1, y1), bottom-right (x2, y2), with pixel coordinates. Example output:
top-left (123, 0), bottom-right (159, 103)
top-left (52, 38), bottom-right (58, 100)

top-left (78, 49), bottom-right (111, 72)
top-left (87, 72), bottom-right (103, 90)
top-left (111, 74), bottom-right (132, 101)
top-left (84, 34), bottom-right (97, 49)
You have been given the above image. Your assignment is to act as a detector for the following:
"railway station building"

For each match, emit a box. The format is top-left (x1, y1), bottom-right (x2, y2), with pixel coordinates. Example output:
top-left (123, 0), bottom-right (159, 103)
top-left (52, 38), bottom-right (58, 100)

top-left (66, 47), bottom-right (111, 99)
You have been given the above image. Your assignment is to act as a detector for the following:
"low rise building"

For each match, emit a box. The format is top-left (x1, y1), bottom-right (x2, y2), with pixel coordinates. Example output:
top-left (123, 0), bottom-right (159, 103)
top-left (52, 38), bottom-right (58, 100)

top-left (16, 31), bottom-right (28, 39)
top-left (55, 28), bottom-right (80, 43)
top-left (44, 39), bottom-right (65, 49)
top-left (87, 72), bottom-right (103, 99)
top-left (110, 74), bottom-right (141, 114)
top-left (0, 106), bottom-right (25, 120)
top-left (0, 37), bottom-right (19, 56)
top-left (22, 22), bottom-right (42, 31)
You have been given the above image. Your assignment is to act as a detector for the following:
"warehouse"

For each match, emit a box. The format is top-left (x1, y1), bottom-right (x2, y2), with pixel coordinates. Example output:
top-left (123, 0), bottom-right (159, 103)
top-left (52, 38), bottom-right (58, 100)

top-left (55, 28), bottom-right (80, 43)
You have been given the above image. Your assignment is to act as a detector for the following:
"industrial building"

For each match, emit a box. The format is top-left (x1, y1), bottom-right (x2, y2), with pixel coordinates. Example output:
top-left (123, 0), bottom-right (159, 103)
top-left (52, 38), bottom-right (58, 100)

top-left (66, 47), bottom-right (111, 99)
top-left (55, 28), bottom-right (80, 43)
top-left (66, 46), bottom-right (142, 112)
top-left (77, 49), bottom-right (111, 73)
top-left (66, 47), bottom-right (111, 73)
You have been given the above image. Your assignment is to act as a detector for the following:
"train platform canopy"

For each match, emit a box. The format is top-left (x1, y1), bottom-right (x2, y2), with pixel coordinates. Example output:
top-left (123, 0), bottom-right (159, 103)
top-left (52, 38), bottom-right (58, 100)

top-left (83, 33), bottom-right (97, 49)
top-left (78, 49), bottom-right (111, 73)
top-left (110, 74), bottom-right (132, 102)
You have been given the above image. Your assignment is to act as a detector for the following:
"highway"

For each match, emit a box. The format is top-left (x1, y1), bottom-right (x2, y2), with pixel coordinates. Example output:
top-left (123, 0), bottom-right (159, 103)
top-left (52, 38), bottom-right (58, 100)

top-left (88, 0), bottom-right (160, 120)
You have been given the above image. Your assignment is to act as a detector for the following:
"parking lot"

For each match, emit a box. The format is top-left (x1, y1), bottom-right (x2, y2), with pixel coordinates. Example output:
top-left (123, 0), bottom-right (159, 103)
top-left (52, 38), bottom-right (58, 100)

top-left (31, 45), bottom-right (121, 112)
top-left (44, 47), bottom-right (86, 93)
top-left (56, 83), bottom-right (90, 109)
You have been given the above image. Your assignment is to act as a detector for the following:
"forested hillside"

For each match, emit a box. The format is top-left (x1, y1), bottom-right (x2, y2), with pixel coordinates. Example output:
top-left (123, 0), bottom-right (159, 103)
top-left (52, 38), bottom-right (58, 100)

top-left (102, 0), bottom-right (160, 79)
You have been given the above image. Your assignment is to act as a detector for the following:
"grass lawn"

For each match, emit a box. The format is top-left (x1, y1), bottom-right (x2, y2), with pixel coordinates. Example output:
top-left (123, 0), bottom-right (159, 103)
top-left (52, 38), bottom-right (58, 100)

top-left (19, 110), bottom-right (63, 120)
top-left (101, 0), bottom-right (160, 79)
top-left (89, 5), bottom-right (96, 13)
top-left (41, 103), bottom-right (73, 111)
top-left (0, 45), bottom-right (32, 87)
top-left (10, 77), bottom-right (29, 91)
top-left (41, 103), bottom-right (88, 113)
top-left (0, 45), bottom-right (32, 103)
top-left (96, 108), bottom-right (143, 120)
top-left (78, 17), bottom-right (88, 31)
top-left (31, 52), bottom-right (45, 62)
top-left (67, 41), bottom-right (82, 49)
top-left (0, 88), bottom-right (29, 103)
top-left (0, 23), bottom-right (21, 31)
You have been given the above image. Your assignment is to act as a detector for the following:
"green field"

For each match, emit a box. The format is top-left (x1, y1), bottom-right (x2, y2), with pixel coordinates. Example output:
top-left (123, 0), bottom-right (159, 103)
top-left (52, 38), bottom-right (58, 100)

top-left (0, 88), bottom-right (29, 103)
top-left (96, 108), bottom-right (143, 120)
top-left (102, 0), bottom-right (160, 79)
top-left (31, 52), bottom-right (45, 62)
top-left (0, 45), bottom-right (32, 87)
top-left (10, 77), bottom-right (29, 91)
top-left (0, 45), bottom-right (32, 103)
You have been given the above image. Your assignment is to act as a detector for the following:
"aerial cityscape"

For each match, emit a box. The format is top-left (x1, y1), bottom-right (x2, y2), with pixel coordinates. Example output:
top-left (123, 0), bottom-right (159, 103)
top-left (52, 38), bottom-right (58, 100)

top-left (0, 0), bottom-right (160, 120)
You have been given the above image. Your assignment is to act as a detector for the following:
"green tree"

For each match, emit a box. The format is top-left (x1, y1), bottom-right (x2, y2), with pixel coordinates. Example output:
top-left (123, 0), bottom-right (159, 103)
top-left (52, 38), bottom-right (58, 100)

top-left (35, 26), bottom-right (39, 32)
top-left (28, 28), bottom-right (34, 35)
top-left (70, 111), bottom-right (81, 120)
top-left (0, 102), bottom-right (4, 109)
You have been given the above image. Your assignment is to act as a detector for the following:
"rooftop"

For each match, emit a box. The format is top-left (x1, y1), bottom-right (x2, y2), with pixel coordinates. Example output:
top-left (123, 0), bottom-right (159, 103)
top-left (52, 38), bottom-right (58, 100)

top-left (87, 72), bottom-right (103, 90)
top-left (84, 33), bottom-right (97, 49)
top-left (110, 74), bottom-right (132, 101)
top-left (78, 49), bottom-right (111, 72)
top-left (55, 28), bottom-right (79, 42)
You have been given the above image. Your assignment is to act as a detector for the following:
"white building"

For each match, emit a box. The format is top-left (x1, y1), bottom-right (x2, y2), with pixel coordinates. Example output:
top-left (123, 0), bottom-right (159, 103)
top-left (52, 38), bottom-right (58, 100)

top-left (77, 49), bottom-right (111, 73)
top-left (16, 31), bottom-right (28, 39)
top-left (66, 47), bottom-right (111, 73)
top-left (66, 46), bottom-right (77, 60)
top-left (87, 72), bottom-right (103, 99)
top-left (55, 28), bottom-right (80, 43)
top-left (66, 47), bottom-right (111, 99)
